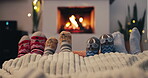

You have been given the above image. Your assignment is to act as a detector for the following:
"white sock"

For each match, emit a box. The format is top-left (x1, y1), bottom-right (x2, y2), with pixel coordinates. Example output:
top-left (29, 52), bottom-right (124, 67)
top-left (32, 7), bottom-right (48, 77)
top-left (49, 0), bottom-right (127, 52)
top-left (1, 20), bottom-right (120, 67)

top-left (129, 27), bottom-right (141, 54)
top-left (112, 31), bottom-right (127, 53)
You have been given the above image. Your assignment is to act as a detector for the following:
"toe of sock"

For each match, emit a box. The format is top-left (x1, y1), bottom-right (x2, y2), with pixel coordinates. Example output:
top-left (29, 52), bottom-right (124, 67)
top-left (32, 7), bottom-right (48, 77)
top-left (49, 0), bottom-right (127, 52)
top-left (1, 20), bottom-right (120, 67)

top-left (32, 31), bottom-right (46, 37)
top-left (19, 35), bottom-right (30, 43)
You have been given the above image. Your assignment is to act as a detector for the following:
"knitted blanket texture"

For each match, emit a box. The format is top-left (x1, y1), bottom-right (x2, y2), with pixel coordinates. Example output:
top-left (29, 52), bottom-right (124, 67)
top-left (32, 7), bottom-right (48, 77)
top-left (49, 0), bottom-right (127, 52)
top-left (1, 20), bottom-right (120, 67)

top-left (0, 51), bottom-right (148, 78)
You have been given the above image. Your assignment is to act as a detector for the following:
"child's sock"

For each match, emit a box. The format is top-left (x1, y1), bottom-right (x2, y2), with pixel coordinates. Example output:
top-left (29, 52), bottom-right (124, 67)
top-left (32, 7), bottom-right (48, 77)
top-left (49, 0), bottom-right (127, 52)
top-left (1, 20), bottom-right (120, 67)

top-left (44, 37), bottom-right (58, 55)
top-left (129, 27), bottom-right (141, 54)
top-left (100, 34), bottom-right (115, 53)
top-left (18, 35), bottom-right (30, 57)
top-left (86, 37), bottom-right (100, 57)
top-left (30, 31), bottom-right (47, 55)
top-left (59, 31), bottom-right (72, 52)
top-left (112, 31), bottom-right (127, 53)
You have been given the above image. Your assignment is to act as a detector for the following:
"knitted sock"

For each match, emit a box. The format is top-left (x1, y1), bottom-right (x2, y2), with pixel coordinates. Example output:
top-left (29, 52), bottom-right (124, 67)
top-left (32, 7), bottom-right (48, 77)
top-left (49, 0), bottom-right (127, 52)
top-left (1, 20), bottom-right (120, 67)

top-left (112, 31), bottom-right (127, 53)
top-left (18, 35), bottom-right (30, 57)
top-left (44, 37), bottom-right (58, 56)
top-left (59, 31), bottom-right (72, 52)
top-left (129, 27), bottom-right (141, 54)
top-left (30, 31), bottom-right (47, 55)
top-left (86, 37), bottom-right (100, 57)
top-left (100, 34), bottom-right (115, 53)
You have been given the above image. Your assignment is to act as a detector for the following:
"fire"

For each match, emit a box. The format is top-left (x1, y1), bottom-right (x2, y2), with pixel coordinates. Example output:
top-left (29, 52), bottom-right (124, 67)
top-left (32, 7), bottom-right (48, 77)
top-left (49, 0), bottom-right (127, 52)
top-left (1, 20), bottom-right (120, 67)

top-left (79, 17), bottom-right (83, 23)
top-left (65, 22), bottom-right (70, 27)
top-left (64, 15), bottom-right (85, 30)
top-left (69, 15), bottom-right (79, 29)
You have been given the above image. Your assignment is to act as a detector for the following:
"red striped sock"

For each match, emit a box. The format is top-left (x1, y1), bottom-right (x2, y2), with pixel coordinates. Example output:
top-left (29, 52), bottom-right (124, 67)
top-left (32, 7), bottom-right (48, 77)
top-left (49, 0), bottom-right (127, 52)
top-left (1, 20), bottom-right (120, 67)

top-left (30, 34), bottom-right (47, 55)
top-left (18, 36), bottom-right (31, 57)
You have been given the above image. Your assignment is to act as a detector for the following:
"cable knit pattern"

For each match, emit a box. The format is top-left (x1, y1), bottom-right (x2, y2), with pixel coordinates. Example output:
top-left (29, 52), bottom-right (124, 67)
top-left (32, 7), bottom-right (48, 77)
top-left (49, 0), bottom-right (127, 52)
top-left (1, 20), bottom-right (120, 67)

top-left (0, 51), bottom-right (148, 78)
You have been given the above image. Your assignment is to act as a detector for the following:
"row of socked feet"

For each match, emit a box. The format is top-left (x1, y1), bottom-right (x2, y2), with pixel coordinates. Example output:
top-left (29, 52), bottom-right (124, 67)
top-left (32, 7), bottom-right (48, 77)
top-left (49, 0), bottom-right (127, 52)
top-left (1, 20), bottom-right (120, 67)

top-left (18, 31), bottom-right (72, 57)
top-left (86, 27), bottom-right (142, 56)
top-left (18, 27), bottom-right (141, 57)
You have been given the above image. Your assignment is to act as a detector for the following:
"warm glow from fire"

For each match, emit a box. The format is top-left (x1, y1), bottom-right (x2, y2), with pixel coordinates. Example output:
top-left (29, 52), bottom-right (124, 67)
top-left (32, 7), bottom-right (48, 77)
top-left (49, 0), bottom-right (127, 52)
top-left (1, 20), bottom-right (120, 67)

top-left (58, 7), bottom-right (94, 33)
top-left (69, 15), bottom-right (79, 29)
top-left (65, 22), bottom-right (70, 27)
top-left (64, 15), bottom-right (89, 31)
top-left (79, 17), bottom-right (83, 23)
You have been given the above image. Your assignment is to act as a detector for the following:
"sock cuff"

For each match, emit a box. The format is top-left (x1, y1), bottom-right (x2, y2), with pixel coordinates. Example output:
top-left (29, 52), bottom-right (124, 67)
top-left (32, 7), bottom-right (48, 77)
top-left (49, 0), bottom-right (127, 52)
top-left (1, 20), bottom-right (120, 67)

top-left (31, 49), bottom-right (43, 55)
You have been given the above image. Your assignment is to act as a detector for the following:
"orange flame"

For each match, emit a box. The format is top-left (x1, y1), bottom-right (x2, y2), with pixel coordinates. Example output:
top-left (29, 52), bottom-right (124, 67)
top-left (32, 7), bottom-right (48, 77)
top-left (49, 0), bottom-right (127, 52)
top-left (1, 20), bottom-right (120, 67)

top-left (79, 17), bottom-right (83, 23)
top-left (64, 15), bottom-right (87, 30)
top-left (69, 15), bottom-right (79, 29)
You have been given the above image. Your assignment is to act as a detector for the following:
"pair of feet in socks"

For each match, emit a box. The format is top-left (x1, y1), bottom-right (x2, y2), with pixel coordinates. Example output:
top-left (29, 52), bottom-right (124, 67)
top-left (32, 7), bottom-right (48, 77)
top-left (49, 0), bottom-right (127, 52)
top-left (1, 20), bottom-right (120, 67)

top-left (86, 34), bottom-right (115, 56)
top-left (18, 31), bottom-right (47, 57)
top-left (113, 27), bottom-right (141, 54)
top-left (86, 27), bottom-right (142, 56)
top-left (18, 31), bottom-right (72, 57)
top-left (44, 30), bottom-right (72, 55)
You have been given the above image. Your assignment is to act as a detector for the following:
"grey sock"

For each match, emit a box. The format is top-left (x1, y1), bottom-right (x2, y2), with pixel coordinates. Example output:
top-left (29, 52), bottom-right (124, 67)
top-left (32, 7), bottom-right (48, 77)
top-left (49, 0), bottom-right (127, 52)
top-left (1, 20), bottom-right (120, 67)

top-left (112, 31), bottom-right (127, 53)
top-left (60, 42), bottom-right (72, 52)
top-left (129, 27), bottom-right (141, 54)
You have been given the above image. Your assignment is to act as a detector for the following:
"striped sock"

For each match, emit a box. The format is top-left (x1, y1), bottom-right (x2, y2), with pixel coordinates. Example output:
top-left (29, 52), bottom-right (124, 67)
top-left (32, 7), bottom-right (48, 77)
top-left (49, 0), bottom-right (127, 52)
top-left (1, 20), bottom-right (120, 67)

top-left (30, 31), bottom-right (47, 55)
top-left (59, 31), bottom-right (72, 52)
top-left (18, 35), bottom-right (30, 57)
top-left (44, 37), bottom-right (58, 55)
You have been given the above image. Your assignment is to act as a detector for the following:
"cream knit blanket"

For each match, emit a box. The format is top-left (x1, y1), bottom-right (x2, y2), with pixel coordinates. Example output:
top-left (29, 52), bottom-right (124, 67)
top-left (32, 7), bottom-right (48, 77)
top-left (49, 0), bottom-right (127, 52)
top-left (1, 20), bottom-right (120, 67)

top-left (0, 51), bottom-right (148, 78)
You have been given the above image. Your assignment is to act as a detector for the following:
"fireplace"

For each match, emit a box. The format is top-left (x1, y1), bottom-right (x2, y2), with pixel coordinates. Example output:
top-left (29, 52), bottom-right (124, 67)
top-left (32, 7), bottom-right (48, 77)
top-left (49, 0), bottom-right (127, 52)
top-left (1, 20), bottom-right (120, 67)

top-left (57, 7), bottom-right (94, 33)
top-left (42, 0), bottom-right (110, 51)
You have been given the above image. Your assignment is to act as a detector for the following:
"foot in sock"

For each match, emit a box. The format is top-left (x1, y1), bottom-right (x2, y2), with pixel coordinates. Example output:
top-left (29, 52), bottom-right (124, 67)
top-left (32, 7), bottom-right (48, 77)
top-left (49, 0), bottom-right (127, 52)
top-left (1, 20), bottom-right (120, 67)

top-left (112, 31), bottom-right (127, 53)
top-left (86, 37), bottom-right (100, 57)
top-left (59, 31), bottom-right (72, 52)
top-left (30, 31), bottom-right (47, 55)
top-left (44, 37), bottom-right (58, 55)
top-left (129, 27), bottom-right (141, 54)
top-left (18, 35), bottom-right (30, 57)
top-left (100, 34), bottom-right (115, 53)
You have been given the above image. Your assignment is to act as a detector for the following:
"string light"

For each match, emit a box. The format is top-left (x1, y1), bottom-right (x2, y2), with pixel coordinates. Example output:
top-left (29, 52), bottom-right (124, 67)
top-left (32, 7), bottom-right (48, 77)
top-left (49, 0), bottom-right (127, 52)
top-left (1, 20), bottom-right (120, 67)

top-left (142, 30), bottom-right (145, 33)
top-left (34, 6), bottom-right (38, 10)
top-left (129, 29), bottom-right (132, 33)
top-left (132, 20), bottom-right (136, 23)
top-left (33, 0), bottom-right (41, 13)
top-left (144, 40), bottom-right (147, 43)
top-left (27, 13), bottom-right (31, 17)
top-left (127, 22), bottom-right (131, 25)
top-left (33, 0), bottom-right (38, 5)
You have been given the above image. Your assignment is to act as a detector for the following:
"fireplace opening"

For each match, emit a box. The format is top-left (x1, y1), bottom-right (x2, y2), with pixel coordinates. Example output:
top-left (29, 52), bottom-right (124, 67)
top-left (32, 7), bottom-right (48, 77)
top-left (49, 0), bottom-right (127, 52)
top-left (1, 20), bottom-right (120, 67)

top-left (57, 7), bottom-right (95, 33)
